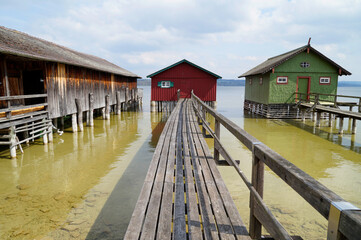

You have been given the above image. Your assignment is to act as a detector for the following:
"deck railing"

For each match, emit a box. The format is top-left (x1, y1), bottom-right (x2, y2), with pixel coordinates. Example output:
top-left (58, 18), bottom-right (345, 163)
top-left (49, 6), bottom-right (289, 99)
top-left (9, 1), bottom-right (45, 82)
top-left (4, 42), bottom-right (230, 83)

top-left (294, 92), bottom-right (361, 112)
top-left (191, 91), bottom-right (361, 240)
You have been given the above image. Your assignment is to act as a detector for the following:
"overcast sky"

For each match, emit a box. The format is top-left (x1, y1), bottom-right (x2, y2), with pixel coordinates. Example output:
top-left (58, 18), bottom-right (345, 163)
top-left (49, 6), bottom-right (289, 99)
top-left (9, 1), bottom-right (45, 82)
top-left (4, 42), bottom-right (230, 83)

top-left (1, 0), bottom-right (360, 80)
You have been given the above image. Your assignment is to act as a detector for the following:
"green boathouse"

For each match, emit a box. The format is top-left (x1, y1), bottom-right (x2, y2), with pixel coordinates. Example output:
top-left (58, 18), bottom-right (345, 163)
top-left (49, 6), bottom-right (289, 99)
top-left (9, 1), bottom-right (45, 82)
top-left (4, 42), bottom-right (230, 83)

top-left (239, 43), bottom-right (351, 118)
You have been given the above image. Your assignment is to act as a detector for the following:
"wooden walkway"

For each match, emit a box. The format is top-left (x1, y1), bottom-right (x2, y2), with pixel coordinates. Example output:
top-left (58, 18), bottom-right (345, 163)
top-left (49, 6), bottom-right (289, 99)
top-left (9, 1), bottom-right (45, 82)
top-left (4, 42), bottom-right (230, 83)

top-left (124, 99), bottom-right (250, 240)
top-left (300, 103), bottom-right (361, 120)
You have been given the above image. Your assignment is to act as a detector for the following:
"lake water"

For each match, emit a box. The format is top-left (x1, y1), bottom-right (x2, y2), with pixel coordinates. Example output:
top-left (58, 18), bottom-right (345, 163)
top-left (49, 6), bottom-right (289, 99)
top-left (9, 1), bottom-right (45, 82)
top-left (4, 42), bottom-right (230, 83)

top-left (0, 86), bottom-right (359, 239)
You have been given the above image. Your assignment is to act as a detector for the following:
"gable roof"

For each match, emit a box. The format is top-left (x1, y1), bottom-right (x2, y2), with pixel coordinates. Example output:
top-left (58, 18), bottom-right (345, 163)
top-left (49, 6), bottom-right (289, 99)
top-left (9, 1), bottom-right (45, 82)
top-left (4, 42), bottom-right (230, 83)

top-left (238, 45), bottom-right (351, 78)
top-left (147, 59), bottom-right (222, 79)
top-left (0, 26), bottom-right (139, 78)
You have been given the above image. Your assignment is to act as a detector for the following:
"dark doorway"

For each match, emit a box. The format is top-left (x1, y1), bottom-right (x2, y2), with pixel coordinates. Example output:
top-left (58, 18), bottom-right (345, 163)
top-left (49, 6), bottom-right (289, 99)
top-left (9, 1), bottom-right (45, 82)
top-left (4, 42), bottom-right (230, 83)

top-left (22, 70), bottom-right (45, 105)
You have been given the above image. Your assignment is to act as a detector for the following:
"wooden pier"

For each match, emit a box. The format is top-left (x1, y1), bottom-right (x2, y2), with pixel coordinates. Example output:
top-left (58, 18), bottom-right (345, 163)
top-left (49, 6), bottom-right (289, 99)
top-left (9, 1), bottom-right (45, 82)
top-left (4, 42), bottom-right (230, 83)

top-left (125, 92), bottom-right (361, 240)
top-left (124, 99), bottom-right (250, 239)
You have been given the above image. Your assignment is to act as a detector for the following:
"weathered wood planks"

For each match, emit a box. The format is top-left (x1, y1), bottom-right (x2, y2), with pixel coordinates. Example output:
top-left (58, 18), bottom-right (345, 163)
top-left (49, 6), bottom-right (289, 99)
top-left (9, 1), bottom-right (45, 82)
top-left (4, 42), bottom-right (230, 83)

top-left (124, 99), bottom-right (250, 240)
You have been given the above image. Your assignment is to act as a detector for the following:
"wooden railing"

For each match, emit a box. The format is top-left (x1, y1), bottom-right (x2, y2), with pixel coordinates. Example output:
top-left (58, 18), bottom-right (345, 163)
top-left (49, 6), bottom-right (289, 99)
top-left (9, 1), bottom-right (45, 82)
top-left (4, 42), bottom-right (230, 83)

top-left (294, 92), bottom-right (361, 112)
top-left (191, 91), bottom-right (361, 240)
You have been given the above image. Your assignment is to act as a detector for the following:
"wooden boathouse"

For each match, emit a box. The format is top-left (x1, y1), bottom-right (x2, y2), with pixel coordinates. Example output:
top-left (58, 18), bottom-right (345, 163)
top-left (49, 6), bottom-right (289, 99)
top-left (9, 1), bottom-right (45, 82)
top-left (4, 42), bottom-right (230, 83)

top-left (125, 92), bottom-right (361, 239)
top-left (148, 59), bottom-right (221, 112)
top-left (0, 26), bottom-right (141, 157)
top-left (239, 42), bottom-right (351, 118)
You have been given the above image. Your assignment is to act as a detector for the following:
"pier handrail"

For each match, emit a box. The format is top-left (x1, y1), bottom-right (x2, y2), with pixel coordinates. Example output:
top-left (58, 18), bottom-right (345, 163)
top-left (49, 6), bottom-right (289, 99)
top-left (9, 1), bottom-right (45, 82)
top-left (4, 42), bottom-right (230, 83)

top-left (294, 92), bottom-right (361, 112)
top-left (191, 91), bottom-right (361, 240)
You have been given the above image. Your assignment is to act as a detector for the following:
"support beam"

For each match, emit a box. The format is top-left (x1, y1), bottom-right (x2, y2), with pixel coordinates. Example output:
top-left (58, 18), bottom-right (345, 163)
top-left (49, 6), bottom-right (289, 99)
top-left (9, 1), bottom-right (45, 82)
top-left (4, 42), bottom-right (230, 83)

top-left (105, 95), bottom-right (110, 120)
top-left (75, 98), bottom-right (83, 132)
top-left (338, 117), bottom-right (344, 135)
top-left (87, 93), bottom-right (94, 127)
top-left (9, 126), bottom-right (16, 158)
top-left (72, 113), bottom-right (77, 132)
top-left (116, 91), bottom-right (121, 115)
top-left (352, 118), bottom-right (357, 134)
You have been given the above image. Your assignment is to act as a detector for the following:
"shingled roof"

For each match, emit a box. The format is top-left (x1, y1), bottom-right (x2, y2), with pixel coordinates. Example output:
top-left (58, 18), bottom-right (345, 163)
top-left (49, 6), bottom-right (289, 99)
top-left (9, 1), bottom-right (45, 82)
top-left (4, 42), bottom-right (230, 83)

top-left (239, 45), bottom-right (351, 77)
top-left (0, 26), bottom-right (139, 78)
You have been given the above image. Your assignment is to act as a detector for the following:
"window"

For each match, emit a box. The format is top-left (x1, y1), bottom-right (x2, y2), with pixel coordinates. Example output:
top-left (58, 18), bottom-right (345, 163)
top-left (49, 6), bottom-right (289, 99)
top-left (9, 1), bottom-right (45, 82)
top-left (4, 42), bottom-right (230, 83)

top-left (158, 81), bottom-right (173, 88)
top-left (277, 76), bottom-right (288, 84)
top-left (319, 77), bottom-right (331, 85)
top-left (259, 77), bottom-right (263, 85)
top-left (300, 62), bottom-right (310, 68)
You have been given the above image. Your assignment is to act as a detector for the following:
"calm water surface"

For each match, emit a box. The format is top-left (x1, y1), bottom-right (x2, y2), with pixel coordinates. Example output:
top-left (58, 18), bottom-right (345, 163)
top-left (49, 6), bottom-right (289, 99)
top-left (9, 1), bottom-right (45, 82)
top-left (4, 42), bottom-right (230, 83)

top-left (0, 86), bottom-right (359, 239)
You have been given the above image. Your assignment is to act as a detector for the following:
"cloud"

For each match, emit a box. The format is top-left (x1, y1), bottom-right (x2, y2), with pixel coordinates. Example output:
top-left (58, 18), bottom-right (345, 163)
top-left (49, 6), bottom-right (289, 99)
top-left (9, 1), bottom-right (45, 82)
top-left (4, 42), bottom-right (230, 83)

top-left (0, 0), bottom-right (360, 79)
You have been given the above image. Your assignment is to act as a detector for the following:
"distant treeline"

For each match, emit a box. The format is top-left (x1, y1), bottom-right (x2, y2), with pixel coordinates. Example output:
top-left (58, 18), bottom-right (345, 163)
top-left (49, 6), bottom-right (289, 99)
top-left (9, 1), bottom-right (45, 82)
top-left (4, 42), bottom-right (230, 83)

top-left (137, 79), bottom-right (361, 87)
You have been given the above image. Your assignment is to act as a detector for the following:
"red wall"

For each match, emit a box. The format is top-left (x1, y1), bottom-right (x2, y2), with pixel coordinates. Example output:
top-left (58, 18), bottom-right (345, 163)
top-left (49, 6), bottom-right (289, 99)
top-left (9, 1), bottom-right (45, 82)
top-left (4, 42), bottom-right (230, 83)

top-left (151, 62), bottom-right (217, 101)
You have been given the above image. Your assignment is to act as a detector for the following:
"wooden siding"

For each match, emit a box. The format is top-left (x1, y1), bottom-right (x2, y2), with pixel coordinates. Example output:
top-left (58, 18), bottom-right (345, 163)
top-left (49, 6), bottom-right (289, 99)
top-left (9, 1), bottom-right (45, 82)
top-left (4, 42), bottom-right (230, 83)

top-left (46, 62), bottom-right (137, 118)
top-left (151, 62), bottom-right (217, 102)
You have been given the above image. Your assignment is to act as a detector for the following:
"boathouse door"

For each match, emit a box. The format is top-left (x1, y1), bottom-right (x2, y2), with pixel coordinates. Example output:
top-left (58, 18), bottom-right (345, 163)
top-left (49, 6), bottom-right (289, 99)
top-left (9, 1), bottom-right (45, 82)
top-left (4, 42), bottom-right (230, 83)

top-left (23, 70), bottom-right (45, 104)
top-left (297, 77), bottom-right (310, 101)
top-left (180, 80), bottom-right (191, 98)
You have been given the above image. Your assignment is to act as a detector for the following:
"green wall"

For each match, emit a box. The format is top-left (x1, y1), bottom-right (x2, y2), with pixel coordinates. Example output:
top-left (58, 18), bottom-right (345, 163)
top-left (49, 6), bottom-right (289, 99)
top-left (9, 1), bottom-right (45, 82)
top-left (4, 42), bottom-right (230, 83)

top-left (245, 74), bottom-right (270, 104)
top-left (245, 51), bottom-right (339, 104)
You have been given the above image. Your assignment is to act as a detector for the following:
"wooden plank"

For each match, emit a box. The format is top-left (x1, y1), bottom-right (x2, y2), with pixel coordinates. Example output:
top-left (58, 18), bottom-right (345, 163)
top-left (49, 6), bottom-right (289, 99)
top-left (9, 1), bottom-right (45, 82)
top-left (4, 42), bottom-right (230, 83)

top-left (0, 94), bottom-right (47, 101)
top-left (188, 101), bottom-right (236, 240)
top-left (173, 102), bottom-right (186, 240)
top-left (186, 102), bottom-right (219, 240)
top-left (188, 100), bottom-right (251, 240)
top-left (124, 105), bottom-right (178, 239)
top-left (182, 103), bottom-right (203, 239)
top-left (157, 102), bottom-right (181, 239)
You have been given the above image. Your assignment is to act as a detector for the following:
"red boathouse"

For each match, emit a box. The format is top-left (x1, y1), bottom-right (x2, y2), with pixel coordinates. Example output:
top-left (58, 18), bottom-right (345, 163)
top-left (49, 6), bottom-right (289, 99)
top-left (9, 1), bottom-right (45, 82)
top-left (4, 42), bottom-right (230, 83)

top-left (147, 59), bottom-right (221, 111)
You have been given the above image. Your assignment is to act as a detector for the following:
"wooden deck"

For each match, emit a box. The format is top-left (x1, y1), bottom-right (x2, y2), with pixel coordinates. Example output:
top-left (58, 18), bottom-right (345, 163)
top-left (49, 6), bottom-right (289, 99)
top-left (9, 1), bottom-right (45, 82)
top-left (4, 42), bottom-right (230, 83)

top-left (124, 99), bottom-right (250, 240)
top-left (300, 102), bottom-right (361, 120)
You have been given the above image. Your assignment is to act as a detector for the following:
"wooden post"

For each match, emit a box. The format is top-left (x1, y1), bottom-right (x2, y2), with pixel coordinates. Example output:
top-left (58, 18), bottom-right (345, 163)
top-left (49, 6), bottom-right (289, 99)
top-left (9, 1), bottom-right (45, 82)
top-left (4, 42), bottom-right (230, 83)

top-left (47, 121), bottom-right (53, 142)
top-left (214, 119), bottom-right (220, 163)
top-left (352, 118), bottom-right (357, 134)
top-left (60, 116), bottom-right (64, 131)
top-left (316, 111), bottom-right (321, 127)
top-left (302, 109), bottom-right (306, 122)
top-left (9, 126), bottom-right (16, 158)
top-left (105, 95), bottom-right (110, 120)
top-left (72, 113), bottom-right (77, 132)
top-left (1, 58), bottom-right (11, 119)
top-left (177, 89), bottom-right (180, 101)
top-left (116, 91), bottom-right (121, 115)
top-left (43, 126), bottom-right (48, 145)
top-left (124, 87), bottom-right (129, 111)
top-left (334, 95), bottom-right (338, 107)
top-left (75, 98), bottom-right (83, 131)
top-left (202, 107), bottom-right (206, 136)
top-left (359, 98), bottom-right (361, 113)
top-left (328, 113), bottom-right (333, 127)
top-left (87, 93), bottom-right (94, 127)
top-left (338, 117), bottom-right (344, 135)
top-left (249, 146), bottom-right (264, 239)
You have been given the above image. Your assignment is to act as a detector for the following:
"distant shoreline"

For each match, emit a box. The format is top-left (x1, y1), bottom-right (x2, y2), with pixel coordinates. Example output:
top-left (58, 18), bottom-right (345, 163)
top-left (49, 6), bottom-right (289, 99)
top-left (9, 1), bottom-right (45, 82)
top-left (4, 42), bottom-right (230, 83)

top-left (137, 79), bottom-right (361, 87)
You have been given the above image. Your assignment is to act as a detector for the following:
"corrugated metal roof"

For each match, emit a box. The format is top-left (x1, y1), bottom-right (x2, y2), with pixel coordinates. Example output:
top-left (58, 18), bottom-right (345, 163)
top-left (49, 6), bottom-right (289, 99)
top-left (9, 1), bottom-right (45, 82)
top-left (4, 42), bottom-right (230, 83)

top-left (0, 26), bottom-right (140, 78)
top-left (147, 59), bottom-right (222, 79)
top-left (239, 45), bottom-right (351, 77)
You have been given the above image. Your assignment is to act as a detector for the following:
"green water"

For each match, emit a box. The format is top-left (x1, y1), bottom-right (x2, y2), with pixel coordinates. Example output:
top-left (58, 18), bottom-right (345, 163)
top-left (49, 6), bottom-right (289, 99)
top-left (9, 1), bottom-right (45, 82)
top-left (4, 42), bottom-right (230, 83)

top-left (0, 86), bottom-right (359, 239)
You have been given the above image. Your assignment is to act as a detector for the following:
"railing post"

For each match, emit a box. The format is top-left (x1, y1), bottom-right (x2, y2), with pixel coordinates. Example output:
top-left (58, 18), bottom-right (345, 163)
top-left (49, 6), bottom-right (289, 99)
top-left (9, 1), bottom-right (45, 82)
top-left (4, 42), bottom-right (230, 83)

top-left (202, 107), bottom-right (206, 136)
top-left (250, 144), bottom-right (264, 239)
top-left (358, 98), bottom-right (361, 113)
top-left (214, 119), bottom-right (220, 163)
top-left (334, 95), bottom-right (338, 107)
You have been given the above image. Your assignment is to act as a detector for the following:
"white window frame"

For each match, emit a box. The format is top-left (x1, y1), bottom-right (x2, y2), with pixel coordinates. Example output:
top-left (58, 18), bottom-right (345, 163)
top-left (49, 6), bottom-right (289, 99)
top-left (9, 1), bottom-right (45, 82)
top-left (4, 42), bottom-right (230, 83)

top-left (276, 76), bottom-right (288, 84)
top-left (161, 81), bottom-right (171, 88)
top-left (319, 77), bottom-right (331, 85)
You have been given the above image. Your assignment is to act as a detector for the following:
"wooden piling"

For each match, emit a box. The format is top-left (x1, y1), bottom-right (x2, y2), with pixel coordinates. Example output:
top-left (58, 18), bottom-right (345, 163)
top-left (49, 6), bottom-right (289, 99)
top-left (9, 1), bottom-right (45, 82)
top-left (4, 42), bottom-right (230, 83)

top-left (116, 91), bottom-right (121, 115)
top-left (328, 113), bottom-right (333, 127)
top-left (352, 118), bottom-right (357, 134)
top-left (43, 126), bottom-right (48, 145)
top-left (75, 98), bottom-right (83, 132)
top-left (302, 109), bottom-right (306, 122)
top-left (48, 122), bottom-right (53, 142)
top-left (72, 113), bottom-right (77, 132)
top-left (316, 111), bottom-right (321, 127)
top-left (338, 117), bottom-right (344, 135)
top-left (87, 93), bottom-right (94, 127)
top-left (105, 95), bottom-right (110, 120)
top-left (9, 126), bottom-right (16, 158)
